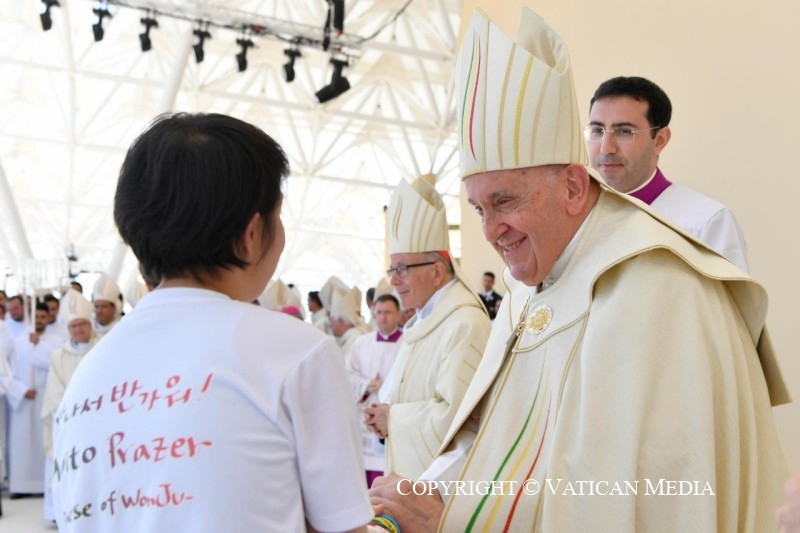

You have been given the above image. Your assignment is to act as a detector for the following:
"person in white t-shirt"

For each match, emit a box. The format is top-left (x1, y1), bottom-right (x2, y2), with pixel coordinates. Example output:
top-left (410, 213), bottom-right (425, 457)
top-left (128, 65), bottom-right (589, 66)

top-left (51, 113), bottom-right (374, 533)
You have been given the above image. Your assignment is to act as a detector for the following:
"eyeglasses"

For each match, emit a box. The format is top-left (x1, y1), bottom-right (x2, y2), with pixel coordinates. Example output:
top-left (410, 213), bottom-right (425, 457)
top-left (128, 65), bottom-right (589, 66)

top-left (386, 262), bottom-right (436, 278)
top-left (583, 125), bottom-right (660, 144)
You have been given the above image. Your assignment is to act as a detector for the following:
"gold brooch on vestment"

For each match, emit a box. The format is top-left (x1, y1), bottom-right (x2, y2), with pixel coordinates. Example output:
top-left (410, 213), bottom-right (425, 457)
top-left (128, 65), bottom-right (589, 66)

top-left (527, 304), bottom-right (553, 334)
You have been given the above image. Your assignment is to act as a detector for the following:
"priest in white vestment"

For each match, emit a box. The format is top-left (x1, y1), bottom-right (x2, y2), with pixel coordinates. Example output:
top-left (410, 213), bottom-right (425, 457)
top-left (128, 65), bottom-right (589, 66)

top-left (347, 293), bottom-right (403, 486)
top-left (586, 76), bottom-right (750, 272)
top-left (5, 295), bottom-right (29, 337)
top-left (307, 290), bottom-right (331, 335)
top-left (368, 8), bottom-right (789, 532)
top-left (43, 294), bottom-right (68, 344)
top-left (363, 174), bottom-right (491, 480)
top-left (0, 319), bottom-right (14, 484)
top-left (5, 303), bottom-right (61, 495)
top-left (321, 276), bottom-right (367, 359)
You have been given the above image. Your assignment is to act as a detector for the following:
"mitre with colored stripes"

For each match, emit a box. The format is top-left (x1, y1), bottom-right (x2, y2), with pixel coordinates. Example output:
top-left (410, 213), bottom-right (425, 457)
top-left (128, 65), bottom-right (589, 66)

top-left (387, 174), bottom-right (450, 255)
top-left (457, 7), bottom-right (588, 178)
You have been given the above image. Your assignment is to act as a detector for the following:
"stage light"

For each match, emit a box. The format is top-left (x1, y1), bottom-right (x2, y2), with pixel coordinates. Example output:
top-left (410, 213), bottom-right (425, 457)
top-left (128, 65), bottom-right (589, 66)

top-left (192, 28), bottom-right (211, 63)
top-left (315, 58), bottom-right (350, 103)
top-left (235, 38), bottom-right (254, 72)
top-left (283, 48), bottom-right (301, 82)
top-left (92, 6), bottom-right (112, 42)
top-left (139, 17), bottom-right (158, 52)
top-left (40, 0), bottom-right (59, 31)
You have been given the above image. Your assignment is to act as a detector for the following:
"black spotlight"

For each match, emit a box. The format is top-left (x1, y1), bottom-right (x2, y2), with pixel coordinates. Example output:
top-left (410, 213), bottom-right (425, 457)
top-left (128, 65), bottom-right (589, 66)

top-left (315, 58), bottom-right (350, 103)
top-left (193, 28), bottom-right (211, 63)
top-left (283, 48), bottom-right (301, 82)
top-left (40, 0), bottom-right (59, 31)
top-left (91, 7), bottom-right (112, 42)
top-left (139, 17), bottom-right (158, 52)
top-left (235, 38), bottom-right (254, 72)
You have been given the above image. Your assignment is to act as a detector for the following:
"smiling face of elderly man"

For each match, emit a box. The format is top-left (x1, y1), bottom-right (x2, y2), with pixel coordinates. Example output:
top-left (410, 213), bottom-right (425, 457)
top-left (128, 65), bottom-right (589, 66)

top-left (466, 163), bottom-right (600, 287)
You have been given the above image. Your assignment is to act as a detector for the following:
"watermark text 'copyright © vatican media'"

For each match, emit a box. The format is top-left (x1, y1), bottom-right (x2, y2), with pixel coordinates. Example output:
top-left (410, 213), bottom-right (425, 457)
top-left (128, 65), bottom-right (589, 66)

top-left (397, 479), bottom-right (715, 497)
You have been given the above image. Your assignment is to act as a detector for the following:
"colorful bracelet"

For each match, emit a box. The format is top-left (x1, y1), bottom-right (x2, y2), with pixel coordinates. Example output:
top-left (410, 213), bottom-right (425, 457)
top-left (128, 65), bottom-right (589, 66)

top-left (370, 513), bottom-right (401, 533)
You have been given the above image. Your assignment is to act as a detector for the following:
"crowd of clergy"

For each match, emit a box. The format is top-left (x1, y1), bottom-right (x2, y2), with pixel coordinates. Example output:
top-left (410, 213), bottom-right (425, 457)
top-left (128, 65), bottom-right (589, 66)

top-left (0, 274), bottom-right (128, 519)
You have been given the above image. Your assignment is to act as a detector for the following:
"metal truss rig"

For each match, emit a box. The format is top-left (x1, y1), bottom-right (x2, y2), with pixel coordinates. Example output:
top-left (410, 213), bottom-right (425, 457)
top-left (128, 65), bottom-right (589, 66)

top-left (92, 0), bottom-right (415, 61)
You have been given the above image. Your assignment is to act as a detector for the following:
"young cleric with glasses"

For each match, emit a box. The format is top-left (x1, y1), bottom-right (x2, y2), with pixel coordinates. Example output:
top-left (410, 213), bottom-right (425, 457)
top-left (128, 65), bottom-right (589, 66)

top-left (586, 76), bottom-right (750, 272)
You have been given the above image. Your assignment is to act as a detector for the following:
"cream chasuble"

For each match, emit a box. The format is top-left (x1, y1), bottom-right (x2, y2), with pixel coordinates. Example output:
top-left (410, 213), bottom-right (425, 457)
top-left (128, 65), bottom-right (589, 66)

top-left (386, 279), bottom-right (491, 479)
top-left (435, 189), bottom-right (788, 532)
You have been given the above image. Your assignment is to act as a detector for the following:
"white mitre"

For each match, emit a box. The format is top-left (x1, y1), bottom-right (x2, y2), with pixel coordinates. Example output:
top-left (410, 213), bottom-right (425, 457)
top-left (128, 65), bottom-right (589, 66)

top-left (92, 272), bottom-right (123, 319)
top-left (287, 284), bottom-right (306, 318)
top-left (59, 289), bottom-right (94, 326)
top-left (456, 7), bottom-right (591, 177)
top-left (387, 174), bottom-right (486, 314)
top-left (373, 277), bottom-right (395, 300)
top-left (319, 276), bottom-right (350, 310)
top-left (329, 285), bottom-right (361, 326)
top-left (126, 281), bottom-right (149, 308)
top-left (388, 174), bottom-right (449, 254)
top-left (260, 279), bottom-right (297, 311)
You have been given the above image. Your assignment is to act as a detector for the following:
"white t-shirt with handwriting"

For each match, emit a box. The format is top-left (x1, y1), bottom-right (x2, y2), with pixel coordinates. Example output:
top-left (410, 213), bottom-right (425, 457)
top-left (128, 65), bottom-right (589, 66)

top-left (52, 287), bottom-right (372, 532)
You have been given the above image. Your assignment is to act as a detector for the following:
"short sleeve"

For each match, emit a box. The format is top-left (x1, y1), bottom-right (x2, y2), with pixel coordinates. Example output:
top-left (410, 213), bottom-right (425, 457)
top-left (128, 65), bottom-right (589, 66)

top-left (282, 336), bottom-right (373, 531)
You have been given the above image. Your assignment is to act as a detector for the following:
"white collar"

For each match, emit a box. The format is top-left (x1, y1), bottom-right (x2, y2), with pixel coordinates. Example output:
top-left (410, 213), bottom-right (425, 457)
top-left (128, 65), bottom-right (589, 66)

top-left (376, 328), bottom-right (400, 341)
top-left (415, 277), bottom-right (457, 324)
top-left (540, 207), bottom-right (594, 292)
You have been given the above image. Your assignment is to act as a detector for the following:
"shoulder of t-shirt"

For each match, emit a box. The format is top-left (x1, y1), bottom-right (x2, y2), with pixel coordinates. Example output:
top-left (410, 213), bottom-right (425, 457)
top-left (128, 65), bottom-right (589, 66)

top-left (238, 303), bottom-right (331, 347)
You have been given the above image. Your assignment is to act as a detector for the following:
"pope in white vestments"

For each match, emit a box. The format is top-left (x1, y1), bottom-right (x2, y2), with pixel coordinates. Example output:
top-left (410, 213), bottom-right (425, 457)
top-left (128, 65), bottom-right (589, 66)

top-left (369, 8), bottom-right (790, 533)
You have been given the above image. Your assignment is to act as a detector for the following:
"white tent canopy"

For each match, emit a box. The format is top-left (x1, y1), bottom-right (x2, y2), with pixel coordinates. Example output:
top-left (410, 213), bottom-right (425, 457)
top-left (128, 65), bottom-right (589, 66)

top-left (1, 0), bottom-right (464, 303)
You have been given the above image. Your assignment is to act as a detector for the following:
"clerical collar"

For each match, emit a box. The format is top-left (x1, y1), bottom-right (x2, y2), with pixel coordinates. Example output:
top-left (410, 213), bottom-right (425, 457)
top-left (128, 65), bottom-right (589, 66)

top-left (376, 329), bottom-right (402, 343)
top-left (71, 339), bottom-right (93, 351)
top-left (95, 321), bottom-right (114, 333)
top-left (539, 207), bottom-right (594, 292)
top-left (628, 168), bottom-right (672, 205)
top-left (415, 278), bottom-right (457, 324)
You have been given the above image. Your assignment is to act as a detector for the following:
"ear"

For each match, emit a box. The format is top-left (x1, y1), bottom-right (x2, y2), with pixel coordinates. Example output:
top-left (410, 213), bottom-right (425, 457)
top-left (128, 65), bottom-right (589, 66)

top-left (431, 259), bottom-right (448, 285)
top-left (236, 212), bottom-right (264, 263)
top-left (563, 164), bottom-right (592, 216)
top-left (653, 126), bottom-right (671, 156)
